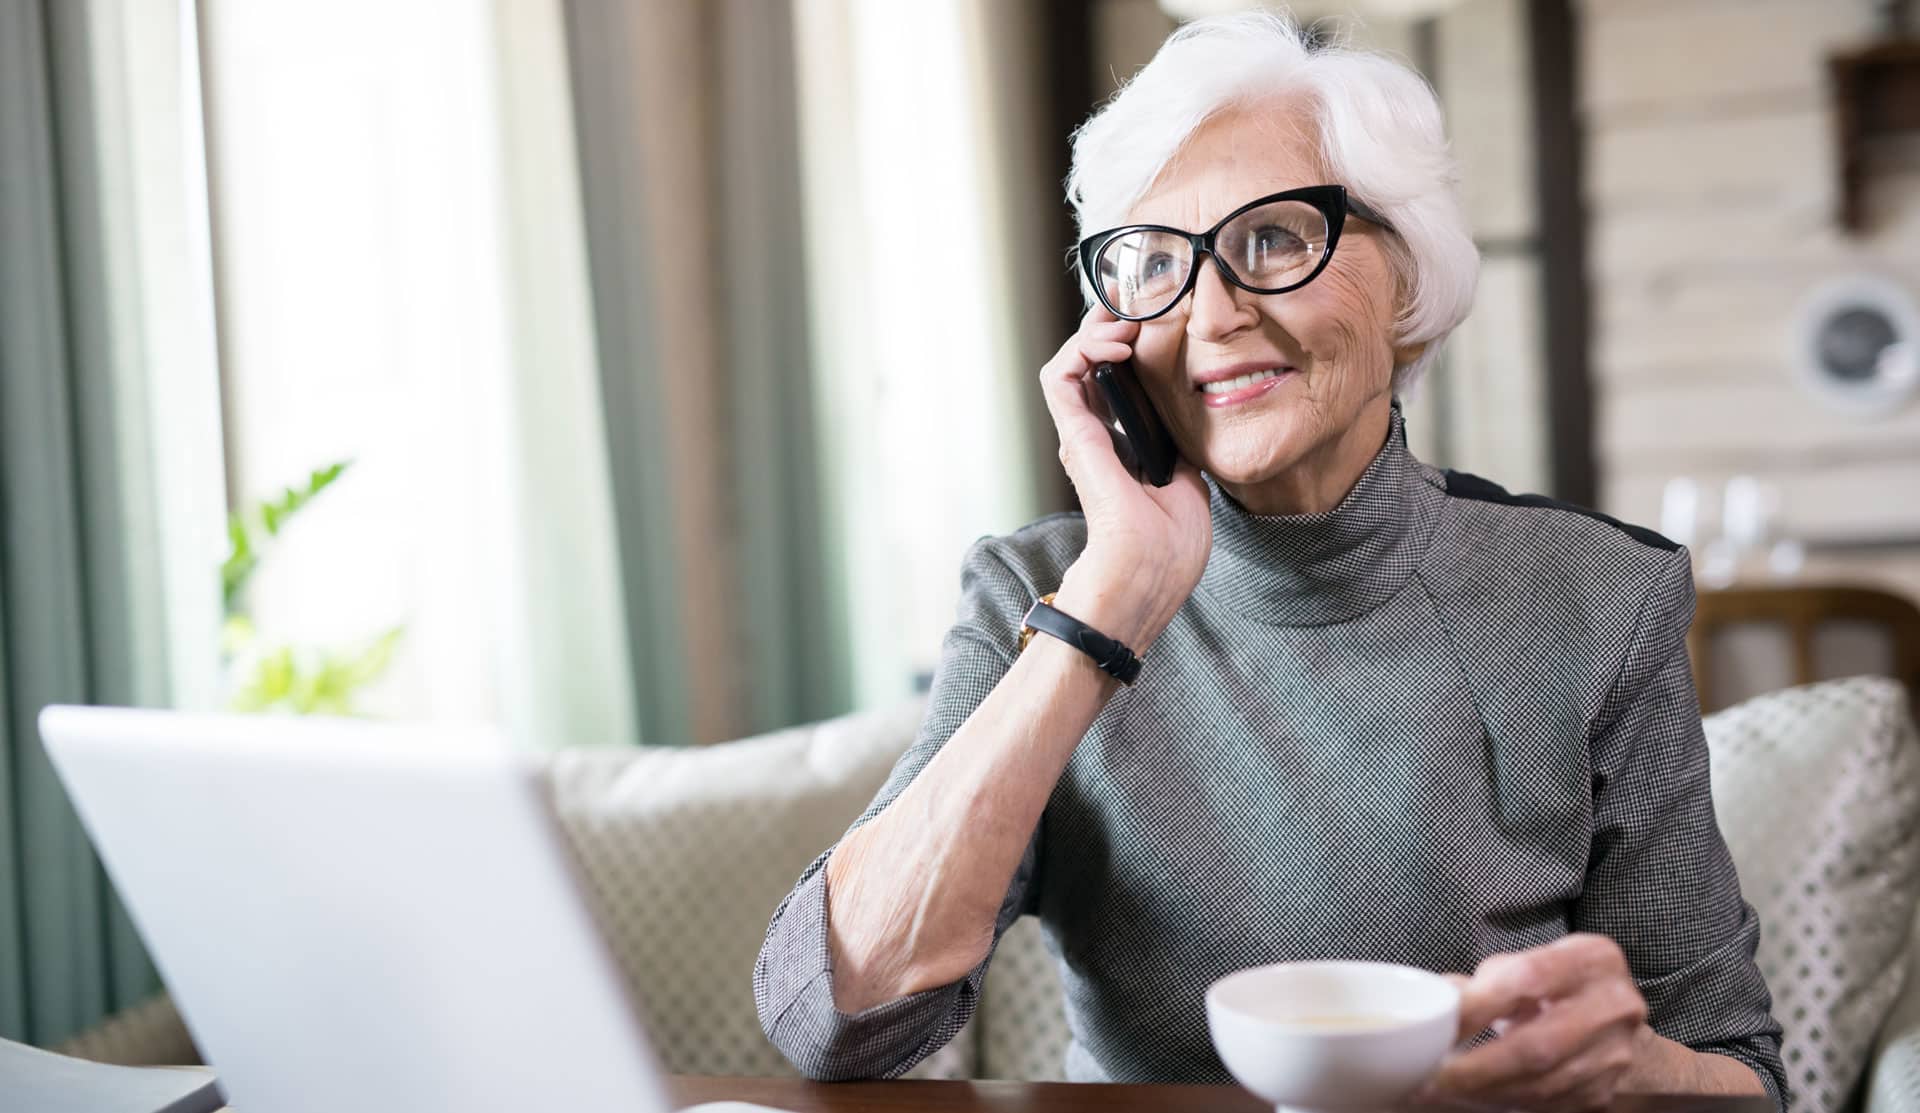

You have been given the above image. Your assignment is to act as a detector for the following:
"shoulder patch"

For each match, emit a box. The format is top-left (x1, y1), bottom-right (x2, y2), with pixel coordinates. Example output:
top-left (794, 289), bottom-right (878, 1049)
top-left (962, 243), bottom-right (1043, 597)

top-left (1442, 469), bottom-right (1680, 553)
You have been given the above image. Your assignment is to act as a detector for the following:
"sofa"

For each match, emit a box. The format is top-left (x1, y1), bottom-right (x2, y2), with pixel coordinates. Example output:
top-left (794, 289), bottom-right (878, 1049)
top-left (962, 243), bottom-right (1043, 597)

top-left (543, 675), bottom-right (1920, 1112)
top-left (60, 675), bottom-right (1920, 1113)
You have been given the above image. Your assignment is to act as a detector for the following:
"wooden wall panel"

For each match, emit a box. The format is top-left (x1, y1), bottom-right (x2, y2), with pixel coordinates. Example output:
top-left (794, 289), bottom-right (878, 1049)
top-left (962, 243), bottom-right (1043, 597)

top-left (1582, 0), bottom-right (1920, 592)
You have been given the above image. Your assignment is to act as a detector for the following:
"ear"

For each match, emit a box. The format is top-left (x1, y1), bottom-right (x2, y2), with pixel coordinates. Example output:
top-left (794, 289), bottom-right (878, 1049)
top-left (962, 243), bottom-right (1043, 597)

top-left (1392, 336), bottom-right (1428, 370)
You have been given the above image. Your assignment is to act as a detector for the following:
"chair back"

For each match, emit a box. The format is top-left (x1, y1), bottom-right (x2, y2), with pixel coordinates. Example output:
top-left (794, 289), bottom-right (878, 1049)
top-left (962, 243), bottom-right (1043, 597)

top-left (1690, 584), bottom-right (1920, 716)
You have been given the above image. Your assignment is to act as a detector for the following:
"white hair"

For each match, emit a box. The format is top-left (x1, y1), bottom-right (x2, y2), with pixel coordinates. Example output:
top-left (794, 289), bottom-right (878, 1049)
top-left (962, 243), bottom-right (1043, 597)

top-left (1066, 9), bottom-right (1479, 390)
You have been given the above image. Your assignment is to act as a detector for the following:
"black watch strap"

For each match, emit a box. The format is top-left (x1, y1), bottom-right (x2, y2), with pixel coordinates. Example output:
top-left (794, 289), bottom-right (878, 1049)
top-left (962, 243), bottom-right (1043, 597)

top-left (1019, 597), bottom-right (1143, 685)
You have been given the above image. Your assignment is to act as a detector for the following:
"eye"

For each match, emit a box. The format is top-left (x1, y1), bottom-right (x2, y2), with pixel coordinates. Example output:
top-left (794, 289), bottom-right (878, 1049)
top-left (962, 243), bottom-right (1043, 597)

top-left (1143, 252), bottom-right (1177, 278)
top-left (1253, 224), bottom-right (1306, 253)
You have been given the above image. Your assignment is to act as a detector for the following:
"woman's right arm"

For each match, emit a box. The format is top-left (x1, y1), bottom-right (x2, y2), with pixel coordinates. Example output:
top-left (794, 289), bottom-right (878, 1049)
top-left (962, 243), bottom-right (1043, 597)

top-left (821, 564), bottom-right (1163, 1014)
top-left (755, 306), bottom-right (1211, 1079)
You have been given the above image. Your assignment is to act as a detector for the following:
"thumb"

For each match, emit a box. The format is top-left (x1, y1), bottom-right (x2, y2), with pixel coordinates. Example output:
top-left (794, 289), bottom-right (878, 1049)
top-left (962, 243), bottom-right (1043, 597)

top-left (1449, 969), bottom-right (1540, 1043)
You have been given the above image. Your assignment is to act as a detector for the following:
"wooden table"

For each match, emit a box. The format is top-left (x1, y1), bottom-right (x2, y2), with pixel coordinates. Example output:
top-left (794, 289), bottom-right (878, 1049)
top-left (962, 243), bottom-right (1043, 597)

top-left (667, 1076), bottom-right (1777, 1112)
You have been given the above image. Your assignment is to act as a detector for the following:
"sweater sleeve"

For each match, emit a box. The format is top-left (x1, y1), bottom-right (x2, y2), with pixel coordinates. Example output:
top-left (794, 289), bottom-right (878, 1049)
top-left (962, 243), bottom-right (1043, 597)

top-left (1572, 550), bottom-right (1788, 1109)
top-left (753, 534), bottom-right (1050, 1080)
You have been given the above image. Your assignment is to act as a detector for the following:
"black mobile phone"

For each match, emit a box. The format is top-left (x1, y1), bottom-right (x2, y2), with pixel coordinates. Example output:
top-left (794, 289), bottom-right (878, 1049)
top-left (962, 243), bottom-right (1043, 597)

top-left (1089, 361), bottom-right (1178, 488)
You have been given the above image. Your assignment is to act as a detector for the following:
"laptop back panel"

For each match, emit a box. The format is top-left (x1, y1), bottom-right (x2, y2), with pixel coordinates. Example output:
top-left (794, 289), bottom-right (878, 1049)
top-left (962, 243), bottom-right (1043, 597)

top-left (39, 706), bottom-right (674, 1113)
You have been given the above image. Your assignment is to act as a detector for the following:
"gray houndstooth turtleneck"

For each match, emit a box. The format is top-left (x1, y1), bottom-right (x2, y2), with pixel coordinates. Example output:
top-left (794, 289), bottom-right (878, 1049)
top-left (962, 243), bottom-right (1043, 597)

top-left (754, 407), bottom-right (1787, 1107)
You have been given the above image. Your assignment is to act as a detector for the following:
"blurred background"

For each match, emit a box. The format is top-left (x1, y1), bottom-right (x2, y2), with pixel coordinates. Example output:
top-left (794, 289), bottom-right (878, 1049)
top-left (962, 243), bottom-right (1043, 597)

top-left (3, 0), bottom-right (1917, 1052)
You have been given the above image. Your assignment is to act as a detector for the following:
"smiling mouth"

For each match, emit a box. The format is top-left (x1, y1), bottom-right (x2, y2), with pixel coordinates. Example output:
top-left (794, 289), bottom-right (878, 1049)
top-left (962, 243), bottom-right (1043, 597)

top-left (1197, 368), bottom-right (1290, 395)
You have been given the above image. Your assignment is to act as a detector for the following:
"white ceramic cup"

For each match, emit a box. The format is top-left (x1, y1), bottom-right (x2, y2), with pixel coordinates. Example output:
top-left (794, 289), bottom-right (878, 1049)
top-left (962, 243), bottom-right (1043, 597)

top-left (1205, 960), bottom-right (1461, 1113)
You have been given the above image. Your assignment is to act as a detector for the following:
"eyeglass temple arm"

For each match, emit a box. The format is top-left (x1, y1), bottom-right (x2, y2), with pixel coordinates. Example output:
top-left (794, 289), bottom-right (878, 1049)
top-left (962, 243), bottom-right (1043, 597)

top-left (1345, 194), bottom-right (1393, 231)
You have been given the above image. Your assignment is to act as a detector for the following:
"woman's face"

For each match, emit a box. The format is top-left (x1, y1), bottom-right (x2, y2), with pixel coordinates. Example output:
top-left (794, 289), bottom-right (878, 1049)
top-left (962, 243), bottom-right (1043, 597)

top-left (1120, 102), bottom-right (1421, 503)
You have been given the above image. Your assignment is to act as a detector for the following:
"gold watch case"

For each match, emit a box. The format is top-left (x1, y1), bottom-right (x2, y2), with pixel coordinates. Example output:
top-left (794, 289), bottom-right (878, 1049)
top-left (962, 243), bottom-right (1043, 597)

top-left (1017, 592), bottom-right (1060, 654)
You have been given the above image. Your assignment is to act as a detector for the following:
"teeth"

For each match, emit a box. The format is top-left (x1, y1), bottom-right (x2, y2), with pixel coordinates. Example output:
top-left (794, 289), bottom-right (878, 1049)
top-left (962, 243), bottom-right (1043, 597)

top-left (1201, 368), bottom-right (1282, 395)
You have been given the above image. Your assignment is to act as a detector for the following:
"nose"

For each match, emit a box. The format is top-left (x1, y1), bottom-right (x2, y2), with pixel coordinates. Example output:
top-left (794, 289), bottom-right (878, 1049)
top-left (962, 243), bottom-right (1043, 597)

top-left (1184, 253), bottom-right (1260, 343)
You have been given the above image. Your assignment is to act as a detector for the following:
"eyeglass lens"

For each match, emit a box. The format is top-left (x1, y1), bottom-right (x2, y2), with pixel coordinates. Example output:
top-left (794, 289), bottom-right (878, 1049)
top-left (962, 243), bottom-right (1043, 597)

top-left (1095, 198), bottom-right (1332, 319)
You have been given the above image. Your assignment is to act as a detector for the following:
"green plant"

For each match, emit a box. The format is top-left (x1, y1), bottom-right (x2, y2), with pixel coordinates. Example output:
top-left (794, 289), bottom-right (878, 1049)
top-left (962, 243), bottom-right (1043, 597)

top-left (221, 461), bottom-right (404, 715)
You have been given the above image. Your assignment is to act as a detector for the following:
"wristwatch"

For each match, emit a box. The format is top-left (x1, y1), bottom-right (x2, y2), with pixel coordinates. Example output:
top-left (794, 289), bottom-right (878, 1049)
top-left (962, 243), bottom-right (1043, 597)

top-left (1018, 592), bottom-right (1144, 685)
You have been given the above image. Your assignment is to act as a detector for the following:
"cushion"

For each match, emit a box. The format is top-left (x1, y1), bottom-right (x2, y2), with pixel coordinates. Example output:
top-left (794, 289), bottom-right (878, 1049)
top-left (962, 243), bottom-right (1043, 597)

top-left (1705, 676), bottom-right (1920, 1112)
top-left (54, 992), bottom-right (200, 1067)
top-left (545, 696), bottom-right (977, 1079)
top-left (1864, 912), bottom-right (1920, 1113)
top-left (980, 917), bottom-right (1071, 1080)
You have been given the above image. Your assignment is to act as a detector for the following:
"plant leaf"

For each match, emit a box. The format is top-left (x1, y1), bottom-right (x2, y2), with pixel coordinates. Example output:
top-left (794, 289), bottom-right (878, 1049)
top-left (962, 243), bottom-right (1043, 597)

top-left (220, 458), bottom-right (353, 615)
top-left (260, 459), bottom-right (352, 538)
top-left (344, 626), bottom-right (405, 688)
top-left (221, 514), bottom-right (257, 614)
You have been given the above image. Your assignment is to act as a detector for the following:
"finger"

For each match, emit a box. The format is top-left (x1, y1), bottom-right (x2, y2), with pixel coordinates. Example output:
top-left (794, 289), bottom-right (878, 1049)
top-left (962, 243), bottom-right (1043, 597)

top-left (1458, 994), bottom-right (1542, 1045)
top-left (1038, 324), bottom-right (1126, 388)
top-left (1082, 317), bottom-right (1141, 344)
top-left (1563, 1072), bottom-right (1629, 1113)
top-left (1075, 339), bottom-right (1135, 368)
top-left (1457, 936), bottom-right (1629, 1036)
top-left (1515, 1033), bottom-right (1635, 1109)
top-left (1039, 318), bottom-right (1137, 452)
top-left (1466, 1033), bottom-right (1635, 1113)
top-left (1451, 970), bottom-right (1540, 1042)
top-left (1432, 979), bottom-right (1644, 1096)
top-left (1039, 355), bottom-right (1135, 494)
top-left (1454, 961), bottom-right (1538, 1040)
top-left (1429, 1033), bottom-right (1556, 1098)
top-left (1038, 349), bottom-right (1117, 444)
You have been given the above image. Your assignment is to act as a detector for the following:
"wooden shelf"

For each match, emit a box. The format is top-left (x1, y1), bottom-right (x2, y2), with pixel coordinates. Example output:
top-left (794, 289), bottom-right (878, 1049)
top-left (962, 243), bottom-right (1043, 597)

top-left (1830, 39), bottom-right (1920, 233)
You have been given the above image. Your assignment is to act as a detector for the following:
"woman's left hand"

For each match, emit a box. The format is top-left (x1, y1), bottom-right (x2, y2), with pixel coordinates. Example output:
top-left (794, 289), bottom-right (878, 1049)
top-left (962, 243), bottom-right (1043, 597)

top-left (1423, 933), bottom-right (1652, 1112)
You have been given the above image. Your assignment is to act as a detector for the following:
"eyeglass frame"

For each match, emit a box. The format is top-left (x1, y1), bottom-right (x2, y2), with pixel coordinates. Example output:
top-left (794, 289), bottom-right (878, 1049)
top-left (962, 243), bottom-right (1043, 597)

top-left (1076, 184), bottom-right (1393, 323)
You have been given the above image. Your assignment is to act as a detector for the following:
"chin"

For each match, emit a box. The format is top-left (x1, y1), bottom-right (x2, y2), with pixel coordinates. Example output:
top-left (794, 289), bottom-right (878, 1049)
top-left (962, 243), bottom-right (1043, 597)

top-left (1194, 436), bottom-right (1301, 490)
top-left (1190, 410), bottom-right (1316, 488)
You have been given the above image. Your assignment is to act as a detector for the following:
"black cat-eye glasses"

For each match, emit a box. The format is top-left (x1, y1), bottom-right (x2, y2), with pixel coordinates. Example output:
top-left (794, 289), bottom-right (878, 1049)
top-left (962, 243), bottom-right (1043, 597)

top-left (1077, 184), bottom-right (1392, 322)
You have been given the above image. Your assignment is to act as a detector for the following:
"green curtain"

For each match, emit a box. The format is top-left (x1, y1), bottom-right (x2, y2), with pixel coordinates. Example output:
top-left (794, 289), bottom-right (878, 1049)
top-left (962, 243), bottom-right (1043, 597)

top-left (709, 0), bottom-right (850, 737)
top-left (561, 0), bottom-right (852, 746)
top-left (0, 0), bottom-right (162, 1046)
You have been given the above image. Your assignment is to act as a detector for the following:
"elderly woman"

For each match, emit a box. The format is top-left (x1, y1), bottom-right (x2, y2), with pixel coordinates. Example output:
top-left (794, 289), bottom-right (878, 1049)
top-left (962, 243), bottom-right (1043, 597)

top-left (754, 12), bottom-right (1785, 1110)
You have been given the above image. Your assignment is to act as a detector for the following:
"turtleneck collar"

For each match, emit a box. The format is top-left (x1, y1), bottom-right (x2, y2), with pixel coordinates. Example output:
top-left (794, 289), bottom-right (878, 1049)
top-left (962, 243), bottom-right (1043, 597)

top-left (1196, 404), bottom-right (1439, 627)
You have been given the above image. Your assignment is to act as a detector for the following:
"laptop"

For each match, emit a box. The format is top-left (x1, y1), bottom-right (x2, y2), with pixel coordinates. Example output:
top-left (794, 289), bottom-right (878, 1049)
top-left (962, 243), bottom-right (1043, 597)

top-left (39, 705), bottom-right (792, 1113)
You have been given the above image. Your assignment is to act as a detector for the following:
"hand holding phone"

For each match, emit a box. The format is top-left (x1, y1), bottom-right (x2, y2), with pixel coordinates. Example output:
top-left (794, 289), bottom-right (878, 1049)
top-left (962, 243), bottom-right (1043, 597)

top-left (1036, 310), bottom-right (1213, 655)
top-left (1087, 360), bottom-right (1178, 487)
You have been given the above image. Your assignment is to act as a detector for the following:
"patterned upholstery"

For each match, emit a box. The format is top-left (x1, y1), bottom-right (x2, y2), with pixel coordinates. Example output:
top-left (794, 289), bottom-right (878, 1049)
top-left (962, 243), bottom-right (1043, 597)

top-left (1705, 677), bottom-right (1920, 1113)
top-left (545, 696), bottom-right (975, 1080)
top-left (54, 991), bottom-right (198, 1067)
top-left (980, 917), bottom-right (1070, 1080)
top-left (1868, 914), bottom-right (1920, 1113)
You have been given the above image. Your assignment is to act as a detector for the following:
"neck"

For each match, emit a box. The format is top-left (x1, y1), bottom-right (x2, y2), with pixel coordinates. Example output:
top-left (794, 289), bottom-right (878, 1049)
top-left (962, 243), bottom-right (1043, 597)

top-left (1197, 402), bottom-right (1434, 627)
top-left (1215, 396), bottom-right (1394, 515)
